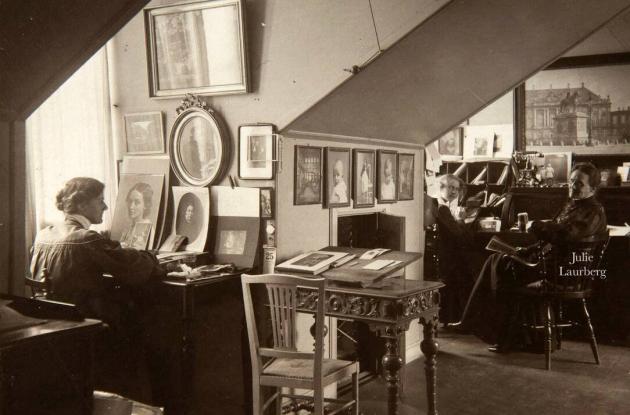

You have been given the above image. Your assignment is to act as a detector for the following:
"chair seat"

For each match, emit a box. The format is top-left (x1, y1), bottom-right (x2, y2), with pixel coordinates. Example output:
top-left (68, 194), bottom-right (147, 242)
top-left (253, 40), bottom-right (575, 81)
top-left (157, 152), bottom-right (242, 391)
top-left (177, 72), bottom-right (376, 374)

top-left (263, 357), bottom-right (355, 380)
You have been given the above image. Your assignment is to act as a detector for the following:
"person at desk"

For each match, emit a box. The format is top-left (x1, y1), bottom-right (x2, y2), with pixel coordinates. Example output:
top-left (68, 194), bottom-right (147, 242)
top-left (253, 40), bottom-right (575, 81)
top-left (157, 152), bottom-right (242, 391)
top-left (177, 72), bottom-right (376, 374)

top-left (29, 177), bottom-right (173, 406)
top-left (481, 162), bottom-right (607, 352)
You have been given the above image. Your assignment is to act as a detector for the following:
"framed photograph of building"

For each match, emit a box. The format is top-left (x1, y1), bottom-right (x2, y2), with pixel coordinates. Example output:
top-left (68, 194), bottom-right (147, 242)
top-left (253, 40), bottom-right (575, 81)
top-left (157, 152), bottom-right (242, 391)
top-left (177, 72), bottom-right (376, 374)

top-left (353, 149), bottom-right (376, 208)
top-left (377, 150), bottom-right (397, 203)
top-left (325, 147), bottom-right (351, 208)
top-left (238, 124), bottom-right (275, 179)
top-left (144, 0), bottom-right (249, 98)
top-left (123, 112), bottom-right (165, 155)
top-left (438, 127), bottom-right (463, 159)
top-left (397, 153), bottom-right (414, 201)
top-left (294, 146), bottom-right (323, 205)
top-left (522, 53), bottom-right (630, 155)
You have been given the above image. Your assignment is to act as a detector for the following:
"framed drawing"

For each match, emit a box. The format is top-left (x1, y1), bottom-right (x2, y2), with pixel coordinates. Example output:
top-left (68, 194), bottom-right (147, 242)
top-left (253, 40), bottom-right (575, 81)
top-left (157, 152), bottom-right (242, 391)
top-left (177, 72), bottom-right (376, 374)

top-left (123, 112), bottom-right (165, 154)
top-left (325, 147), bottom-right (351, 208)
top-left (353, 149), bottom-right (376, 208)
top-left (377, 150), bottom-right (397, 203)
top-left (397, 153), bottom-right (414, 201)
top-left (169, 95), bottom-right (229, 187)
top-left (259, 187), bottom-right (273, 218)
top-left (521, 53), bottom-right (630, 155)
top-left (464, 125), bottom-right (494, 159)
top-left (144, 0), bottom-right (249, 98)
top-left (110, 173), bottom-right (165, 250)
top-left (438, 127), bottom-right (463, 159)
top-left (294, 145), bottom-right (323, 205)
top-left (238, 124), bottom-right (275, 179)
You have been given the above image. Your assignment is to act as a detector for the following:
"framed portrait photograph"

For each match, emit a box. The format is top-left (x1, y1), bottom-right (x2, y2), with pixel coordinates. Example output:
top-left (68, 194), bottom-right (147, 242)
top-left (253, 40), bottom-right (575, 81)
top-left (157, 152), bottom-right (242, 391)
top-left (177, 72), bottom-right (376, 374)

top-left (294, 145), bottom-right (323, 205)
top-left (325, 147), bottom-right (351, 208)
top-left (522, 54), bottom-right (630, 155)
top-left (171, 186), bottom-right (210, 252)
top-left (377, 150), bottom-right (398, 203)
top-left (397, 153), bottom-right (414, 201)
top-left (144, 0), bottom-right (249, 98)
top-left (239, 124), bottom-right (275, 179)
top-left (438, 127), bottom-right (463, 159)
top-left (464, 125), bottom-right (495, 159)
top-left (123, 112), bottom-right (165, 155)
top-left (259, 187), bottom-right (273, 218)
top-left (353, 149), bottom-right (376, 208)
top-left (110, 174), bottom-right (165, 251)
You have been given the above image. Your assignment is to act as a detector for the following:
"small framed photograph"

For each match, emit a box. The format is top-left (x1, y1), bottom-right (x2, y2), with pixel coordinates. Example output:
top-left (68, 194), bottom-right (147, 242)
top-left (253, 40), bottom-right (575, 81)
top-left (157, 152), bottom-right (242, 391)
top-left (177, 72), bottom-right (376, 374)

top-left (123, 112), bottom-right (165, 155)
top-left (377, 150), bottom-right (398, 203)
top-left (325, 148), bottom-right (351, 208)
top-left (144, 0), bottom-right (249, 98)
top-left (294, 145), bottom-right (323, 205)
top-left (353, 149), bottom-right (376, 208)
top-left (260, 187), bottom-right (273, 218)
top-left (239, 124), bottom-right (275, 179)
top-left (464, 126), bottom-right (495, 159)
top-left (438, 127), bottom-right (463, 159)
top-left (397, 153), bottom-right (415, 201)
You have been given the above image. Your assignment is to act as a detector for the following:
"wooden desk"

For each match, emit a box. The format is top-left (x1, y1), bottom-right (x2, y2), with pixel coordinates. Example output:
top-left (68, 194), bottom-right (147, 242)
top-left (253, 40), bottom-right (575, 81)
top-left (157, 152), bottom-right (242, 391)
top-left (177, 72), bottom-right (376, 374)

top-left (289, 247), bottom-right (443, 415)
top-left (0, 295), bottom-right (102, 415)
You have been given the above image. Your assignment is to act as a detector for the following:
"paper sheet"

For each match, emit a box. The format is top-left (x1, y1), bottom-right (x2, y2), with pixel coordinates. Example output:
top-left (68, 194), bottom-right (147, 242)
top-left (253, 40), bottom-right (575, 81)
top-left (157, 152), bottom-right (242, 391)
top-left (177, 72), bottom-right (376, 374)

top-left (211, 186), bottom-right (259, 217)
top-left (424, 142), bottom-right (442, 172)
top-left (362, 259), bottom-right (395, 270)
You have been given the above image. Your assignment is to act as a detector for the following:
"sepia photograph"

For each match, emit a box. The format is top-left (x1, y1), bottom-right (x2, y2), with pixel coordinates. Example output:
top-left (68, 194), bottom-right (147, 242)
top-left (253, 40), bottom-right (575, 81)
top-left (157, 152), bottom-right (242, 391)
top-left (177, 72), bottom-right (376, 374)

top-left (110, 173), bottom-right (164, 250)
top-left (171, 186), bottom-right (210, 252)
top-left (123, 112), bottom-right (164, 154)
top-left (353, 149), bottom-right (376, 208)
top-left (145, 0), bottom-right (248, 97)
top-left (397, 153), bottom-right (414, 200)
top-left (325, 147), bottom-right (351, 208)
top-left (464, 126), bottom-right (495, 159)
top-left (294, 145), bottom-right (322, 205)
top-left (377, 150), bottom-right (398, 203)
top-left (239, 124), bottom-right (275, 179)
top-left (438, 127), bottom-right (463, 158)
top-left (259, 187), bottom-right (273, 218)
top-left (217, 230), bottom-right (247, 255)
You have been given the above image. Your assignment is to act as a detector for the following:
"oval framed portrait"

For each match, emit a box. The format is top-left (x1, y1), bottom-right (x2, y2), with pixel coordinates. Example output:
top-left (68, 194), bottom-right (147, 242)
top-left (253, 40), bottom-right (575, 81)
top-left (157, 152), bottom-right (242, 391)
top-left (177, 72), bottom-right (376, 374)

top-left (169, 105), bottom-right (229, 186)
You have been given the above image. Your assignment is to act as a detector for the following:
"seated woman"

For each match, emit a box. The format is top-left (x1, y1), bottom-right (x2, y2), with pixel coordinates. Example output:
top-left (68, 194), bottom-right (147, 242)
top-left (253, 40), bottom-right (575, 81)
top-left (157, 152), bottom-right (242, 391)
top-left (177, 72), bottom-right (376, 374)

top-left (433, 174), bottom-right (484, 324)
top-left (29, 177), bottom-right (170, 404)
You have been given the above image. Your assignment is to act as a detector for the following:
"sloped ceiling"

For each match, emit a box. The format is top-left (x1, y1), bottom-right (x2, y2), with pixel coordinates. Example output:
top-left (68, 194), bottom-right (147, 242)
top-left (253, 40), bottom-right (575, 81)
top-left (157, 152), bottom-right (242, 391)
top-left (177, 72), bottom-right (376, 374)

top-left (0, 0), bottom-right (149, 121)
top-left (283, 0), bottom-right (630, 146)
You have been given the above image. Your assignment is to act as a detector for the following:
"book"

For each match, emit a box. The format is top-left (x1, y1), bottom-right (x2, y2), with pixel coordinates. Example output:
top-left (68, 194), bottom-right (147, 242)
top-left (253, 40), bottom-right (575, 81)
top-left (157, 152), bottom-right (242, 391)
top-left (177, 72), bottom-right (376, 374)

top-left (485, 236), bottom-right (539, 267)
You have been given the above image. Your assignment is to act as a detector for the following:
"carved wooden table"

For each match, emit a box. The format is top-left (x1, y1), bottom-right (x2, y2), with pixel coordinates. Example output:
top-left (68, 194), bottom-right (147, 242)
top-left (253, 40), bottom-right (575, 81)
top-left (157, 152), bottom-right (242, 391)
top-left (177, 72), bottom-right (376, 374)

top-left (295, 275), bottom-right (443, 415)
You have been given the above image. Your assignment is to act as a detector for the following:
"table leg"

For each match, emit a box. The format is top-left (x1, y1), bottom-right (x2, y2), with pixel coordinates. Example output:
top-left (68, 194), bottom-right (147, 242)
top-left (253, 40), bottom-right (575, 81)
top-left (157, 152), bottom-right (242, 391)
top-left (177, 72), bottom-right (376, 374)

top-left (420, 317), bottom-right (439, 415)
top-left (382, 335), bottom-right (403, 415)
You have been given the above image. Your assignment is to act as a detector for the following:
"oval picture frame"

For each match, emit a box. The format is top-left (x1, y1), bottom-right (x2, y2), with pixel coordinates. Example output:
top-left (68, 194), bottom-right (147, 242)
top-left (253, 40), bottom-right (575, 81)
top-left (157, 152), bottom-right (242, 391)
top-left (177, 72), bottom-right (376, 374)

top-left (169, 105), bottom-right (229, 187)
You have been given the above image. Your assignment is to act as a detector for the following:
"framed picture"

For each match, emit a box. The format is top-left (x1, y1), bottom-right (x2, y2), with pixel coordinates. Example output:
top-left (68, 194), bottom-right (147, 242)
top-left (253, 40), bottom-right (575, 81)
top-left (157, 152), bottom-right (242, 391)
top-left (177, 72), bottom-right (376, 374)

top-left (260, 187), bottom-right (273, 218)
top-left (169, 96), bottom-right (229, 187)
top-left (144, 0), bottom-right (249, 98)
top-left (171, 186), bottom-right (210, 252)
top-left (397, 153), bottom-right (414, 201)
top-left (276, 250), bottom-right (349, 275)
top-left (533, 152), bottom-right (572, 185)
top-left (294, 145), bottom-right (323, 205)
top-left (110, 174), bottom-right (165, 251)
top-left (521, 53), bottom-right (630, 155)
top-left (464, 125), bottom-right (495, 159)
top-left (377, 150), bottom-right (398, 203)
top-left (353, 149), bottom-right (376, 208)
top-left (123, 112), bottom-right (165, 155)
top-left (239, 124), bottom-right (275, 179)
top-left (325, 148), bottom-right (351, 208)
top-left (438, 127), bottom-right (463, 159)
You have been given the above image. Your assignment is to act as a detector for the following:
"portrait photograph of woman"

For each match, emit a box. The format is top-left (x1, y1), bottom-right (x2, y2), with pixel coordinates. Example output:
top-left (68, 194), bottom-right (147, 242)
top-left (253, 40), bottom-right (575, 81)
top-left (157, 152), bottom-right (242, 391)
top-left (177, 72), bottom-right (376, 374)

top-left (171, 186), bottom-right (210, 252)
top-left (353, 149), bottom-right (376, 208)
top-left (110, 173), bottom-right (165, 250)
top-left (377, 150), bottom-right (398, 203)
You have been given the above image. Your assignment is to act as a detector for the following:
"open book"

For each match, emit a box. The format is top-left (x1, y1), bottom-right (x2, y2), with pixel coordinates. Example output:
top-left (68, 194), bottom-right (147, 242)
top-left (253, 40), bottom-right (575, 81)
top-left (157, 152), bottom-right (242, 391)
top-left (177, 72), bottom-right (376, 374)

top-left (485, 236), bottom-right (539, 267)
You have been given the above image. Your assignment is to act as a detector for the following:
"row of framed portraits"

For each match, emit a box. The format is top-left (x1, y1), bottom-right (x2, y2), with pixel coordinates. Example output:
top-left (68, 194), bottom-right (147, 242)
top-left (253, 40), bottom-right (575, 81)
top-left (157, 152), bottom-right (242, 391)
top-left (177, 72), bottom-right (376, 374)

top-left (294, 146), bottom-right (415, 208)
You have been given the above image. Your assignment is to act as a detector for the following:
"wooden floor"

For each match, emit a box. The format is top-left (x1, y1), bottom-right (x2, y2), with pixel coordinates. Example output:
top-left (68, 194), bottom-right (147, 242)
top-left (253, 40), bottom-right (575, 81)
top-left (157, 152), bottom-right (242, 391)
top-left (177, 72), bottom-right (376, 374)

top-left (350, 330), bottom-right (630, 415)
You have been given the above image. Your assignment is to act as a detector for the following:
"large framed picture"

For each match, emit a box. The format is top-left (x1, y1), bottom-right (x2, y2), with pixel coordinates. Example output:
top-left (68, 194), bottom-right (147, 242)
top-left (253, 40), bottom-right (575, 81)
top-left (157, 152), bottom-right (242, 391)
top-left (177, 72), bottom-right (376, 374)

top-left (294, 145), bottom-right (323, 205)
top-left (377, 150), bottom-right (397, 203)
top-left (325, 147), bottom-right (351, 208)
top-left (238, 124), bottom-right (275, 179)
top-left (522, 53), bottom-right (630, 155)
top-left (353, 149), bottom-right (376, 208)
top-left (144, 0), bottom-right (249, 98)
top-left (123, 112), bottom-right (165, 155)
top-left (397, 153), bottom-right (414, 201)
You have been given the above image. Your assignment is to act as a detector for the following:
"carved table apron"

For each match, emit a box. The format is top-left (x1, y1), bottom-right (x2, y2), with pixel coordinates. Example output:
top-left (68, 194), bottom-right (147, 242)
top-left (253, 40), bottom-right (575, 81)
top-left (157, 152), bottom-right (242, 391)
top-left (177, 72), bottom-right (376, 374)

top-left (296, 278), bottom-right (444, 415)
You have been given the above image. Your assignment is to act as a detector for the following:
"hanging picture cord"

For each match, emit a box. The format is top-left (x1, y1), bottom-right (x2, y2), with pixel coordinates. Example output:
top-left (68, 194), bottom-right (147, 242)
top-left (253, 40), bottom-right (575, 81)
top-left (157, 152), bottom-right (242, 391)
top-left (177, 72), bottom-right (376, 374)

top-left (344, 0), bottom-right (384, 74)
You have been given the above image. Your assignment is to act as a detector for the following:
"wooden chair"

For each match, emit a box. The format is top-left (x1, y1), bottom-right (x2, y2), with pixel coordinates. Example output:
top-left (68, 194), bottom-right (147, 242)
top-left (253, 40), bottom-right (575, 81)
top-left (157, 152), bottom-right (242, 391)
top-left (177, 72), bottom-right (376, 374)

top-left (25, 267), bottom-right (53, 299)
top-left (512, 232), bottom-right (610, 370)
top-left (241, 273), bottom-right (359, 415)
